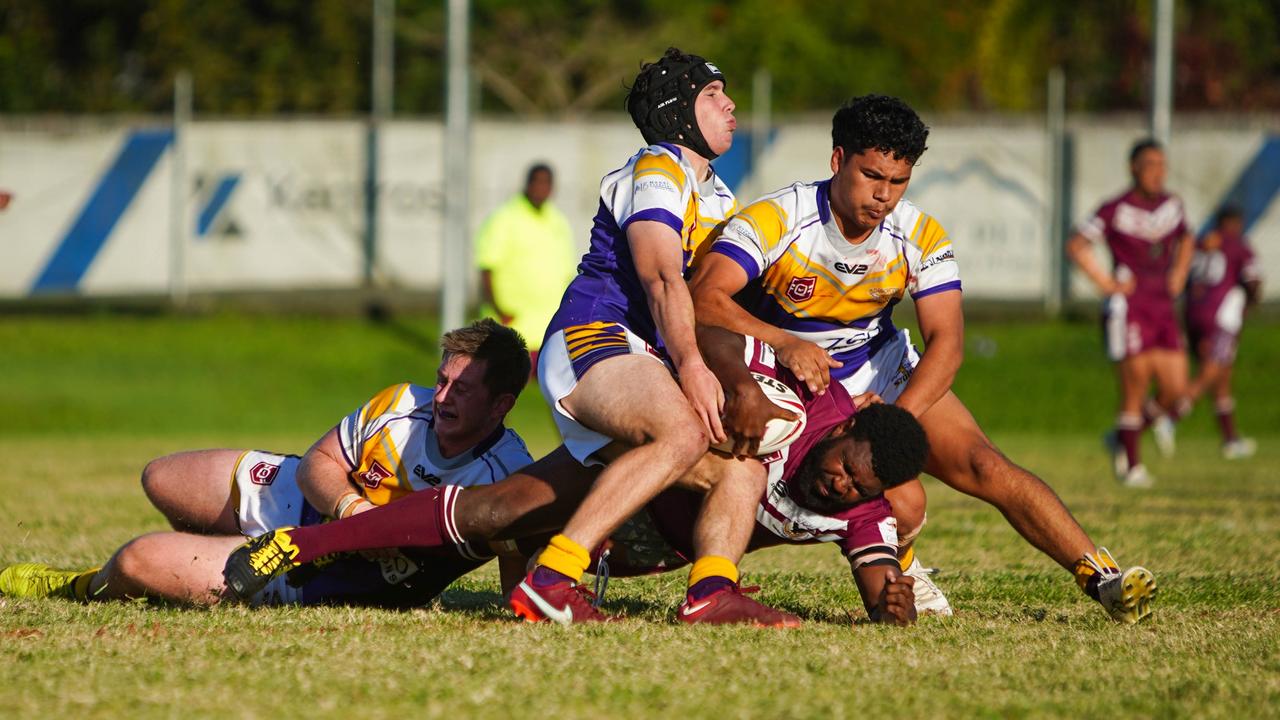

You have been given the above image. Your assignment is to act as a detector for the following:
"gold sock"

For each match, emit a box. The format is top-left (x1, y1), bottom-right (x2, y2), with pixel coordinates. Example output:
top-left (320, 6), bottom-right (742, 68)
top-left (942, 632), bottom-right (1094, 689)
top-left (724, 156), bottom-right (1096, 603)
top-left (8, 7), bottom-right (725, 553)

top-left (688, 555), bottom-right (739, 588)
top-left (898, 546), bottom-right (915, 573)
top-left (1073, 550), bottom-right (1118, 595)
top-left (72, 567), bottom-right (101, 602)
top-left (536, 534), bottom-right (590, 583)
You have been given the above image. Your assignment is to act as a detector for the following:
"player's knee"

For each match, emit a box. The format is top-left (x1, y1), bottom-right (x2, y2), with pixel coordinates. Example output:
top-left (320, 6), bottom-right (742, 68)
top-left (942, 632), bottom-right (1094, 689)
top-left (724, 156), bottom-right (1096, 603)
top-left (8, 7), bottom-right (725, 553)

top-left (112, 536), bottom-right (160, 585)
top-left (140, 457), bottom-right (174, 505)
top-left (658, 418), bottom-right (710, 467)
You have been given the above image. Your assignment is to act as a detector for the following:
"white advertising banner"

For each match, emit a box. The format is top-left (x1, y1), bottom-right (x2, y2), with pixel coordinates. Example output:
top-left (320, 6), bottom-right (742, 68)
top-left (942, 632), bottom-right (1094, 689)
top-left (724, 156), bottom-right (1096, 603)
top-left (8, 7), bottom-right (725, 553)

top-left (0, 117), bottom-right (1276, 301)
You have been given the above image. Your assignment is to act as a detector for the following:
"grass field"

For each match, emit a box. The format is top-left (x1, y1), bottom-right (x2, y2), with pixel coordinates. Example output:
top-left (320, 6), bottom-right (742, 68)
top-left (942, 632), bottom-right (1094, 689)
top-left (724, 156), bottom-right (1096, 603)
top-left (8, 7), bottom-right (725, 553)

top-left (1, 311), bottom-right (1278, 718)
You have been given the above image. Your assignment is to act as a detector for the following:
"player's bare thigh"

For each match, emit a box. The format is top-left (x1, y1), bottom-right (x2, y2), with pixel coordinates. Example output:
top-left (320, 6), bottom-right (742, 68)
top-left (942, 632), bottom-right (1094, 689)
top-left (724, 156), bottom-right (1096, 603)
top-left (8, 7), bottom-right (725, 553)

top-left (141, 449), bottom-right (243, 534)
top-left (561, 353), bottom-right (708, 451)
top-left (459, 445), bottom-right (602, 541)
top-left (1116, 353), bottom-right (1156, 414)
top-left (1147, 348), bottom-right (1188, 401)
top-left (916, 391), bottom-right (1005, 498)
top-left (92, 532), bottom-right (245, 605)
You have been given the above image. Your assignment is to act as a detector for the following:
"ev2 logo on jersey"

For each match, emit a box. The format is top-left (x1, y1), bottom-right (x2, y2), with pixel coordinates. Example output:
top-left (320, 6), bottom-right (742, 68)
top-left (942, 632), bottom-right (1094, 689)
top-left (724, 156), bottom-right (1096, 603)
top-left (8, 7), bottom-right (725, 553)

top-left (834, 262), bottom-right (869, 275)
top-left (413, 464), bottom-right (442, 486)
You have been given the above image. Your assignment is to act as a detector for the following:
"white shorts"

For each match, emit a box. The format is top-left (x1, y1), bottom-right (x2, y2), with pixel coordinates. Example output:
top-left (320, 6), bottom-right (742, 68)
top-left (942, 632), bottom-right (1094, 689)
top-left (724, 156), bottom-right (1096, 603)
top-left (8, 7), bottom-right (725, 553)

top-left (538, 322), bottom-right (670, 466)
top-left (230, 450), bottom-right (308, 606)
top-left (836, 328), bottom-right (921, 403)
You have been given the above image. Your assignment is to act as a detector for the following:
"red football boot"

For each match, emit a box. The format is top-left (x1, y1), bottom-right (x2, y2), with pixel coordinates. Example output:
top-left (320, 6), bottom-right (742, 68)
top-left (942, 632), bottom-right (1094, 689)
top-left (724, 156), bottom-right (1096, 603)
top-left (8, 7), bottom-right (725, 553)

top-left (509, 572), bottom-right (615, 625)
top-left (677, 583), bottom-right (802, 627)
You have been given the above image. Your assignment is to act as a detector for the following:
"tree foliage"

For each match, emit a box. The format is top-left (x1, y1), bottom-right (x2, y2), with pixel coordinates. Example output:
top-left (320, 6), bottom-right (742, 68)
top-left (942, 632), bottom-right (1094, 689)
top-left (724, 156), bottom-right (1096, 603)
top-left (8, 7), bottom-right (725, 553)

top-left (2, 0), bottom-right (1278, 115)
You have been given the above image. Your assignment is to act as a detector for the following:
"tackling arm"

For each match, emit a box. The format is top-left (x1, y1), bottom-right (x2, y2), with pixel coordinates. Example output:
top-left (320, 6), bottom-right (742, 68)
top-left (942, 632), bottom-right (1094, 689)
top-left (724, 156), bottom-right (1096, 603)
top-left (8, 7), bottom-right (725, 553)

top-left (628, 220), bottom-right (726, 442)
top-left (691, 253), bottom-right (842, 394)
top-left (894, 289), bottom-right (963, 418)
top-left (695, 324), bottom-right (799, 456)
top-left (296, 428), bottom-right (371, 519)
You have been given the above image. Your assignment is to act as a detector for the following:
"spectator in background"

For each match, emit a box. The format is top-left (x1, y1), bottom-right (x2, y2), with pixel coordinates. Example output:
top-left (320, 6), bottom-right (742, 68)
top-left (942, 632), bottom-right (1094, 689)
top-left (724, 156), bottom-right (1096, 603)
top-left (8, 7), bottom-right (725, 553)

top-left (1067, 138), bottom-right (1195, 488)
top-left (475, 163), bottom-right (578, 369)
top-left (0, 189), bottom-right (12, 210)
top-left (1184, 205), bottom-right (1263, 459)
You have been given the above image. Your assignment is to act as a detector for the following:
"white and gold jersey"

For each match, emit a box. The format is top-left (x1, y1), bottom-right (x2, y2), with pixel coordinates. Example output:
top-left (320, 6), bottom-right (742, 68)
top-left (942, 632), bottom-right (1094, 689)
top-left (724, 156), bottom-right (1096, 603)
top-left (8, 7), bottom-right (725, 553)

top-left (711, 180), bottom-right (960, 380)
top-left (337, 383), bottom-right (532, 506)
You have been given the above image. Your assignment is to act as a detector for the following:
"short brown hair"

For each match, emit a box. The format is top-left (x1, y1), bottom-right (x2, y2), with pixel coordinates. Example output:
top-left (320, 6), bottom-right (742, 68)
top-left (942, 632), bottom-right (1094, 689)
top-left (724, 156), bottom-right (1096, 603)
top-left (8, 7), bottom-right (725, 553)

top-left (440, 319), bottom-right (530, 398)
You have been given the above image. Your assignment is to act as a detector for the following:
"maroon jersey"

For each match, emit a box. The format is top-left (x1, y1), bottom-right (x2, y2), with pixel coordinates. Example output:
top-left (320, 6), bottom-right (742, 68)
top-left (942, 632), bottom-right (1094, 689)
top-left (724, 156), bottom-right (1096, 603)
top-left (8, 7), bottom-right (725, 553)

top-left (639, 337), bottom-right (898, 571)
top-left (1078, 190), bottom-right (1189, 309)
top-left (1186, 229), bottom-right (1261, 332)
top-left (746, 339), bottom-right (899, 566)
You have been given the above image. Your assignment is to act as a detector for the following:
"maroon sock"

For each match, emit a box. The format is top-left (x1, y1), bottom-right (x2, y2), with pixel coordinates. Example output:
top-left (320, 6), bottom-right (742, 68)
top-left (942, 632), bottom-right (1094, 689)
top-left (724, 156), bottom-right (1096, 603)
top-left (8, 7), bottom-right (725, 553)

top-left (288, 487), bottom-right (449, 564)
top-left (1216, 411), bottom-right (1238, 443)
top-left (1118, 427), bottom-right (1141, 468)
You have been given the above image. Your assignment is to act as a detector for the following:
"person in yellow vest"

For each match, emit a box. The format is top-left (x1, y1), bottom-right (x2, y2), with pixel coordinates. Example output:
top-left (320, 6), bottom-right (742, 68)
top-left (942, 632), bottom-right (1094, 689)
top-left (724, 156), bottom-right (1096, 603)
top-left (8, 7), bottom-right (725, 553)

top-left (476, 163), bottom-right (578, 368)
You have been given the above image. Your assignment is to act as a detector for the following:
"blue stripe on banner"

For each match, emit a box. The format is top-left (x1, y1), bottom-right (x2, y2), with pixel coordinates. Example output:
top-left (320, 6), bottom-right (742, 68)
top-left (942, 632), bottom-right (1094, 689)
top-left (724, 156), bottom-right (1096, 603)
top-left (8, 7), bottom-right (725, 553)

top-left (1200, 135), bottom-right (1280, 236)
top-left (31, 129), bottom-right (174, 293)
top-left (197, 174), bottom-right (240, 237)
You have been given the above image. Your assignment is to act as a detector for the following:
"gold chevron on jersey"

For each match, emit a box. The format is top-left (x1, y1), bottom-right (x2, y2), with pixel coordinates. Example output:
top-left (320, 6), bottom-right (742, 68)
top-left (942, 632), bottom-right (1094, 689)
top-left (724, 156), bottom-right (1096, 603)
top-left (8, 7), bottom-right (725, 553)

top-left (632, 151), bottom-right (687, 193)
top-left (735, 199), bottom-right (791, 254)
top-left (761, 246), bottom-right (907, 323)
top-left (909, 213), bottom-right (951, 257)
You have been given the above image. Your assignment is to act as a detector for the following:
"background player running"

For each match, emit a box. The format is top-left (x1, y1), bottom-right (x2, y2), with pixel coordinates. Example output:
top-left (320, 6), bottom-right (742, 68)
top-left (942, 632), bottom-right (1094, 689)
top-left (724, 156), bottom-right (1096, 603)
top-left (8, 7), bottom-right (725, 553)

top-left (691, 94), bottom-right (1157, 623)
top-left (1068, 138), bottom-right (1195, 488)
top-left (0, 320), bottom-right (533, 606)
top-left (1183, 205), bottom-right (1264, 459)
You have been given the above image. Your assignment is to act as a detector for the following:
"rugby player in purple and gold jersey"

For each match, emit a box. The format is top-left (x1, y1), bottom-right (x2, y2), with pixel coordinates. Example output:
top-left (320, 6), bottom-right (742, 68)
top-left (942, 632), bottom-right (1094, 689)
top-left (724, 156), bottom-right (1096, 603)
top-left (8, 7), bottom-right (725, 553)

top-left (0, 320), bottom-right (534, 606)
top-left (226, 48), bottom-right (802, 626)
top-left (222, 326), bottom-right (928, 626)
top-left (1068, 139), bottom-right (1196, 488)
top-left (690, 94), bottom-right (1157, 623)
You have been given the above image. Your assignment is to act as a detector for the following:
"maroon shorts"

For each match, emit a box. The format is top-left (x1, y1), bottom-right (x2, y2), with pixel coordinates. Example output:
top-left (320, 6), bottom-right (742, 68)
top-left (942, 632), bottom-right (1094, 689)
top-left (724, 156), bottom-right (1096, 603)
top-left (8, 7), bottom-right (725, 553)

top-left (1187, 320), bottom-right (1239, 365)
top-left (1102, 294), bottom-right (1183, 361)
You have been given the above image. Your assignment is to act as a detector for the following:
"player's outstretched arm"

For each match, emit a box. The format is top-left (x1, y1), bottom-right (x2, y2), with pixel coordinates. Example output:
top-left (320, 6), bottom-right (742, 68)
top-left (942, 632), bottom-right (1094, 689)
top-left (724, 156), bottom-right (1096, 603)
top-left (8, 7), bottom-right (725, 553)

top-left (691, 253), bottom-right (841, 395)
top-left (852, 564), bottom-right (917, 626)
top-left (894, 289), bottom-right (964, 418)
top-left (628, 219), bottom-right (725, 443)
top-left (296, 428), bottom-right (370, 520)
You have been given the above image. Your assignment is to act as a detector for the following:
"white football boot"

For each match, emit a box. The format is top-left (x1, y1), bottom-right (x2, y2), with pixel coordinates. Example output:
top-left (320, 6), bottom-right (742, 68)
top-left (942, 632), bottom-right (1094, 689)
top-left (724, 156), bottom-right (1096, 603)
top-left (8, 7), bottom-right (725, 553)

top-left (1221, 437), bottom-right (1257, 460)
top-left (904, 557), bottom-right (953, 616)
top-left (1121, 464), bottom-right (1155, 489)
top-left (1084, 548), bottom-right (1157, 624)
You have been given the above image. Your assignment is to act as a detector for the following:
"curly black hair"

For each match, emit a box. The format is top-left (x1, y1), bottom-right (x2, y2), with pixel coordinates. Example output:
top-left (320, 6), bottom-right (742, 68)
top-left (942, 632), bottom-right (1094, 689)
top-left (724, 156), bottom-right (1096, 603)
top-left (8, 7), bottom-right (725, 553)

top-left (849, 403), bottom-right (929, 490)
top-left (831, 94), bottom-right (929, 165)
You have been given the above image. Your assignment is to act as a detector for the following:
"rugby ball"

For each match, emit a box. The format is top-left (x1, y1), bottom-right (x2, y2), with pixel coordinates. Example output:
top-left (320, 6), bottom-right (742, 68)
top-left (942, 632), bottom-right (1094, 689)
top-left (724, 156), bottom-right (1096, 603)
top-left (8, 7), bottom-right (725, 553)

top-left (713, 372), bottom-right (807, 456)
